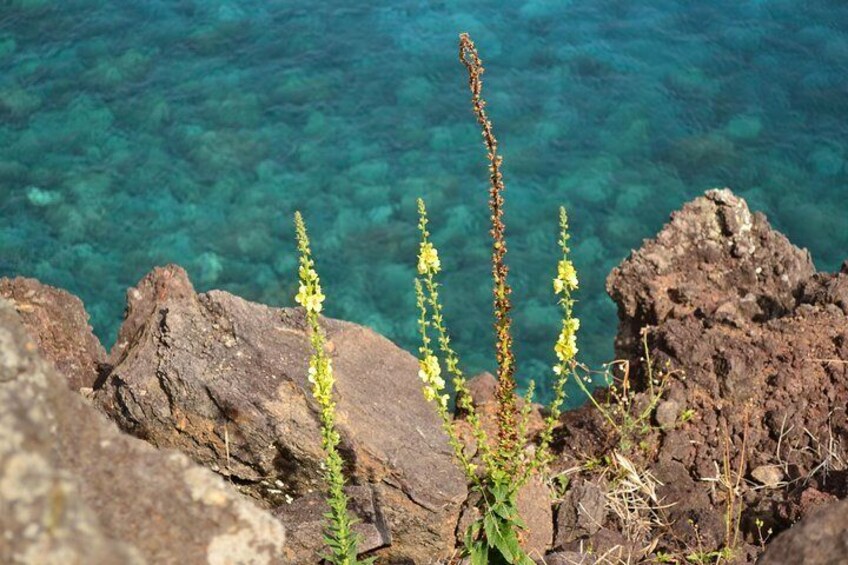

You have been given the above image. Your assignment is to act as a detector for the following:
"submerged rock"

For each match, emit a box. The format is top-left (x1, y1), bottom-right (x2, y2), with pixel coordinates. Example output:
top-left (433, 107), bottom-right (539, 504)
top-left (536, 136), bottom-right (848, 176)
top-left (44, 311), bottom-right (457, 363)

top-left (0, 298), bottom-right (287, 564)
top-left (95, 265), bottom-right (466, 563)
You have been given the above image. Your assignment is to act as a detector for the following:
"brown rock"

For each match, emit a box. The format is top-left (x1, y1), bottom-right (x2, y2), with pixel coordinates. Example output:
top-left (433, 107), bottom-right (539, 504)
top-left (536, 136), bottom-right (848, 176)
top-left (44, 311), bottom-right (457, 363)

top-left (555, 479), bottom-right (606, 546)
top-left (95, 265), bottom-right (466, 563)
top-left (538, 551), bottom-right (597, 564)
top-left (800, 268), bottom-right (848, 315)
top-left (653, 460), bottom-right (723, 552)
top-left (273, 485), bottom-right (390, 562)
top-left (517, 477), bottom-right (555, 558)
top-left (607, 188), bottom-right (814, 359)
top-left (751, 465), bottom-right (784, 488)
top-left (465, 371), bottom-right (498, 405)
top-left (759, 498), bottom-right (848, 565)
top-left (643, 304), bottom-right (848, 503)
top-left (557, 526), bottom-right (632, 563)
top-left (0, 276), bottom-right (105, 390)
top-left (0, 298), bottom-right (287, 564)
top-left (654, 399), bottom-right (680, 429)
top-left (797, 487), bottom-right (838, 518)
top-left (600, 189), bottom-right (848, 560)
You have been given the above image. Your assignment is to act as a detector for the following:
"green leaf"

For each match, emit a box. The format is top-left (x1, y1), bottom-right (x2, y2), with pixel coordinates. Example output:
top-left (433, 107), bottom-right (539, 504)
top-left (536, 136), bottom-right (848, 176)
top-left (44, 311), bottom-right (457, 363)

top-left (492, 502), bottom-right (514, 521)
top-left (469, 541), bottom-right (488, 565)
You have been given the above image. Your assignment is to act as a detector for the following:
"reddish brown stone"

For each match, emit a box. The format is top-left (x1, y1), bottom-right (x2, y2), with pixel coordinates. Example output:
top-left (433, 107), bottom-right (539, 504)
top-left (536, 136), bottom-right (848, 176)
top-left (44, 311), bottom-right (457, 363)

top-left (0, 276), bottom-right (105, 390)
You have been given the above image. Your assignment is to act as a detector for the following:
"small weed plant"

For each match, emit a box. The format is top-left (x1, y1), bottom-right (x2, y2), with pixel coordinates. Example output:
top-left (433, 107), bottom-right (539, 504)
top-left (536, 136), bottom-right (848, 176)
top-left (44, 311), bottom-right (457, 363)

top-left (294, 212), bottom-right (374, 565)
top-left (574, 334), bottom-right (679, 454)
top-left (414, 33), bottom-right (578, 564)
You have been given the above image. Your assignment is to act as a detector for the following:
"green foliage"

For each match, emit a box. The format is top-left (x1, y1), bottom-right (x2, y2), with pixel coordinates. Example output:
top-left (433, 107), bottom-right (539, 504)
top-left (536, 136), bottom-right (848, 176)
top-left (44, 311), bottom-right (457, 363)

top-left (679, 408), bottom-right (697, 424)
top-left (685, 547), bottom-right (734, 564)
top-left (465, 472), bottom-right (532, 565)
top-left (294, 212), bottom-right (374, 565)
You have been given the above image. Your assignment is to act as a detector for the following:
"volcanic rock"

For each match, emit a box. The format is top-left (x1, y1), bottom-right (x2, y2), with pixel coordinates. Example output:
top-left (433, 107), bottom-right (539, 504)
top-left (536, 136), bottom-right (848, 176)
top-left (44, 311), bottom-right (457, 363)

top-left (0, 276), bottom-right (105, 390)
top-left (552, 189), bottom-right (848, 561)
top-left (94, 265), bottom-right (466, 563)
top-left (607, 188), bottom-right (814, 359)
top-left (0, 298), bottom-right (287, 564)
top-left (759, 498), bottom-right (848, 564)
top-left (554, 478), bottom-right (606, 546)
top-left (273, 484), bottom-right (390, 562)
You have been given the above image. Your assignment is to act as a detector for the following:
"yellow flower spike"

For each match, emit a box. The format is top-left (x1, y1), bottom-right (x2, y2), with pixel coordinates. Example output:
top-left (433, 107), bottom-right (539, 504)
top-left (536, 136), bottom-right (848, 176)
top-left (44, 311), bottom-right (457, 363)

top-left (293, 211), bottom-right (367, 563)
top-left (414, 198), bottom-right (490, 486)
top-left (554, 258), bottom-right (579, 294)
top-left (418, 241), bottom-right (441, 275)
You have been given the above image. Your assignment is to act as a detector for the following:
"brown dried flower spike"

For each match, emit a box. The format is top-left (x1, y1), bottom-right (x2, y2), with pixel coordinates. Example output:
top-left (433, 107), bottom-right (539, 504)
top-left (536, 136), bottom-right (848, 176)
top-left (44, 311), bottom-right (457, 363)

top-left (459, 32), bottom-right (519, 470)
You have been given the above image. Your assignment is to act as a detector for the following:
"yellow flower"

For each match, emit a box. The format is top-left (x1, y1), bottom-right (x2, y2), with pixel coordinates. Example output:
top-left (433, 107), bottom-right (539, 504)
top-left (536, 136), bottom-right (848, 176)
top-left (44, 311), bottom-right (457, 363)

top-left (439, 393), bottom-right (449, 410)
top-left (417, 242), bottom-right (441, 275)
top-left (295, 282), bottom-right (325, 313)
top-left (299, 265), bottom-right (318, 283)
top-left (418, 354), bottom-right (442, 384)
top-left (553, 259), bottom-right (578, 294)
top-left (554, 318), bottom-right (580, 362)
top-left (306, 290), bottom-right (325, 313)
top-left (295, 284), bottom-right (308, 306)
top-left (419, 354), bottom-right (447, 408)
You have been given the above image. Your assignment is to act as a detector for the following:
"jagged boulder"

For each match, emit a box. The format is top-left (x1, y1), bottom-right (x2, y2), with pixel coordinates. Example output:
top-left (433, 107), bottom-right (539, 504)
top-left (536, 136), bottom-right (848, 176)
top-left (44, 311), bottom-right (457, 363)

top-left (548, 189), bottom-right (847, 562)
top-left (94, 265), bottom-right (466, 563)
top-left (607, 188), bottom-right (815, 359)
top-left (554, 478), bottom-right (606, 546)
top-left (0, 276), bottom-right (105, 390)
top-left (759, 498), bottom-right (848, 564)
top-left (0, 298), bottom-right (287, 564)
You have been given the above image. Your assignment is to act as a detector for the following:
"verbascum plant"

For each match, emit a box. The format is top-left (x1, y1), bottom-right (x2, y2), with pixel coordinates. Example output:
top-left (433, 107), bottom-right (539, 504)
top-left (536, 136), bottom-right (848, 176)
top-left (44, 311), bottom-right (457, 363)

top-left (413, 34), bottom-right (580, 564)
top-left (294, 212), bottom-right (374, 565)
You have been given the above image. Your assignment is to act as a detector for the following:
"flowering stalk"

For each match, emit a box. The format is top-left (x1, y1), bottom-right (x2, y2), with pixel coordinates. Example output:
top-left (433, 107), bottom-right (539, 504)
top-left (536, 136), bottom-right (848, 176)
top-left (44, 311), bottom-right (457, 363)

top-left (294, 212), bottom-right (371, 565)
top-left (413, 34), bottom-right (583, 564)
top-left (414, 200), bottom-right (485, 481)
top-left (415, 200), bottom-right (531, 565)
top-left (526, 207), bottom-right (579, 478)
top-left (459, 31), bottom-right (521, 474)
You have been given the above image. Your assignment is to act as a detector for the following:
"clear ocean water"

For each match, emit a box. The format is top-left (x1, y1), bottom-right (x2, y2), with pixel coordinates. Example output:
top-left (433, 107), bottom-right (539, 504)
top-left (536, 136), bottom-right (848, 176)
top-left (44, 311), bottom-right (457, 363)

top-left (1, 1), bottom-right (846, 405)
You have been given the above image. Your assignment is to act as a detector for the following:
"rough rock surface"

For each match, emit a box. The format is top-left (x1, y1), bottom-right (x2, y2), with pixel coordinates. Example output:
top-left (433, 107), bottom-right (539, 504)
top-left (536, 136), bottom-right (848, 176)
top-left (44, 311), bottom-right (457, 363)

top-left (759, 498), bottom-right (848, 565)
top-left (0, 299), bottom-right (287, 564)
top-left (554, 479), bottom-right (606, 546)
top-left (607, 188), bottom-right (815, 359)
top-left (273, 485), bottom-right (390, 562)
top-left (517, 477), bottom-right (555, 559)
top-left (539, 552), bottom-right (597, 564)
top-left (94, 265), bottom-right (466, 563)
top-left (636, 249), bottom-right (848, 553)
top-left (550, 189), bottom-right (847, 562)
top-left (0, 276), bottom-right (105, 390)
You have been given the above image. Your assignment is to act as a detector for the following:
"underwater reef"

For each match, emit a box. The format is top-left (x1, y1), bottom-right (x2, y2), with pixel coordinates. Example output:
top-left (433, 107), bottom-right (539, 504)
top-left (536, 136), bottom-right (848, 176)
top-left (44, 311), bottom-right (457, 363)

top-left (4, 1), bottom-right (848, 395)
top-left (1, 189), bottom-right (846, 563)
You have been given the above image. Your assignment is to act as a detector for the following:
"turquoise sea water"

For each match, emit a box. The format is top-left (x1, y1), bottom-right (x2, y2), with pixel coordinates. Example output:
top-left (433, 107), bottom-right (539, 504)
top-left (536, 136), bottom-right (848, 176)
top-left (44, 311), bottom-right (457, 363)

top-left (1, 1), bottom-right (846, 405)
